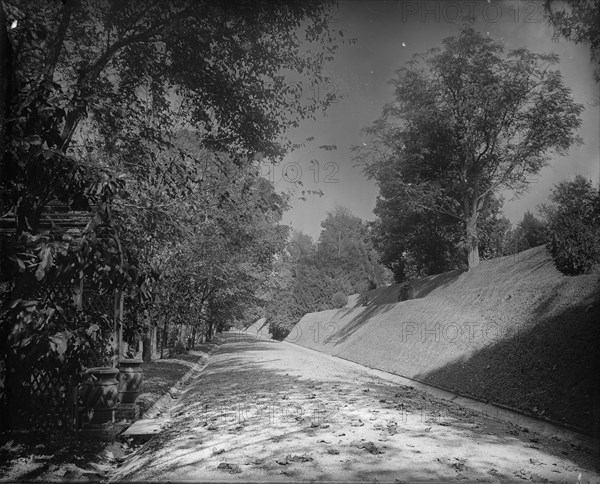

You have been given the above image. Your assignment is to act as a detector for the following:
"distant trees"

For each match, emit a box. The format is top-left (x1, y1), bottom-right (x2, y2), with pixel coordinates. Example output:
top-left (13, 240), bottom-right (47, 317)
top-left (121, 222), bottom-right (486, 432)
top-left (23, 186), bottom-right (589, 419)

top-left (501, 211), bottom-right (548, 256)
top-left (355, 26), bottom-right (583, 271)
top-left (542, 176), bottom-right (600, 275)
top-left (265, 208), bottom-right (392, 339)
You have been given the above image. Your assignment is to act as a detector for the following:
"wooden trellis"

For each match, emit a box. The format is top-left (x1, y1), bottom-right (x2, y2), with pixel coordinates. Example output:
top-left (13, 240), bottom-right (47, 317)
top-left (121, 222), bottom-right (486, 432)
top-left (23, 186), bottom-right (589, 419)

top-left (8, 368), bottom-right (78, 431)
top-left (0, 200), bottom-right (125, 431)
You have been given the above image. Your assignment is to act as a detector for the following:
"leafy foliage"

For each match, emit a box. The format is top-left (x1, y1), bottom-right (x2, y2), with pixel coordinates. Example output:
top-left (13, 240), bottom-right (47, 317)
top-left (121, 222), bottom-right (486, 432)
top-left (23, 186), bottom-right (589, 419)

top-left (0, 0), bottom-right (340, 419)
top-left (544, 0), bottom-right (600, 81)
top-left (355, 26), bottom-right (583, 269)
top-left (542, 176), bottom-right (600, 275)
top-left (265, 208), bottom-right (392, 339)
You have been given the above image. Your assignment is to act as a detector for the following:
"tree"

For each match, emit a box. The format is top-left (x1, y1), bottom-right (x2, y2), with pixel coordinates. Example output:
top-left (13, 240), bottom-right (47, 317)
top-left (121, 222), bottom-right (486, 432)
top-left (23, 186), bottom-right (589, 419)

top-left (518, 211), bottom-right (547, 249)
top-left (0, 0), bottom-right (339, 416)
top-left (0, 0), bottom-right (340, 232)
top-left (355, 26), bottom-right (583, 270)
top-left (544, 0), bottom-right (600, 81)
top-left (265, 209), bottom-right (392, 339)
top-left (317, 206), bottom-right (391, 291)
top-left (369, 188), bottom-right (465, 281)
top-left (541, 175), bottom-right (600, 275)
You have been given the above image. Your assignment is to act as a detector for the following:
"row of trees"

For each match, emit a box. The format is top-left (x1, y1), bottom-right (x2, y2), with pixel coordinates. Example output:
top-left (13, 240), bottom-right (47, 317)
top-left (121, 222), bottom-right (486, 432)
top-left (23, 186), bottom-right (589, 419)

top-left (0, 0), bottom-right (342, 423)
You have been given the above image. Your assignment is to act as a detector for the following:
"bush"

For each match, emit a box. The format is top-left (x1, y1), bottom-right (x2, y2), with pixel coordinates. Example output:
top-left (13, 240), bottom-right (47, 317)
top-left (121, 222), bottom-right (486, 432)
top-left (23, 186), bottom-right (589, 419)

top-left (331, 292), bottom-right (347, 308)
top-left (269, 319), bottom-right (295, 341)
top-left (547, 213), bottom-right (600, 275)
top-left (544, 176), bottom-right (600, 276)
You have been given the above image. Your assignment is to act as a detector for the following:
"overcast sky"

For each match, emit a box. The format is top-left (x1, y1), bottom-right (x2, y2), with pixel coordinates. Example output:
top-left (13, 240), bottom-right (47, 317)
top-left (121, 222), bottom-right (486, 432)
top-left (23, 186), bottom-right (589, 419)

top-left (270, 0), bottom-right (599, 242)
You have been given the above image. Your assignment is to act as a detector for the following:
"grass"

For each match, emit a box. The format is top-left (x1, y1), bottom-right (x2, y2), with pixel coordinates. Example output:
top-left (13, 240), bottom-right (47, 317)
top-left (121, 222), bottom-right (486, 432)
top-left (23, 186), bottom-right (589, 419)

top-left (138, 339), bottom-right (221, 415)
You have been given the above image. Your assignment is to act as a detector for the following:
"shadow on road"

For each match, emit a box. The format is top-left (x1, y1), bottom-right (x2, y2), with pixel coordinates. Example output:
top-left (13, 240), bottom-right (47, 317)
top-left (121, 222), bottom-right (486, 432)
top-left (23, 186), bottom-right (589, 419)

top-left (112, 336), bottom-right (600, 482)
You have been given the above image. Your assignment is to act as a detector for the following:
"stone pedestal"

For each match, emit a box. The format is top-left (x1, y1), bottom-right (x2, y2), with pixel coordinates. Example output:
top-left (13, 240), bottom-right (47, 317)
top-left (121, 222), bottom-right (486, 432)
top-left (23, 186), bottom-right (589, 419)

top-left (78, 422), bottom-right (128, 441)
top-left (115, 402), bottom-right (140, 422)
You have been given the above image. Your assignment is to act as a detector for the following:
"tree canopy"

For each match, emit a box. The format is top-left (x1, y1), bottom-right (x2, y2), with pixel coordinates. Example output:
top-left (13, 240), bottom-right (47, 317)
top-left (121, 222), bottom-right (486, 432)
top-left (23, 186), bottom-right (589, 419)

top-left (355, 26), bottom-right (583, 271)
top-left (0, 0), bottom-right (341, 418)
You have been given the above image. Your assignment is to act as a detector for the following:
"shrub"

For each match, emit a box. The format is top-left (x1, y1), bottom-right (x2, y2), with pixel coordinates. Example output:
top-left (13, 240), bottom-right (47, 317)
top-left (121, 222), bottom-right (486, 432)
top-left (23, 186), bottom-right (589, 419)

top-left (547, 213), bottom-right (600, 275)
top-left (331, 292), bottom-right (347, 308)
top-left (544, 176), bottom-right (600, 275)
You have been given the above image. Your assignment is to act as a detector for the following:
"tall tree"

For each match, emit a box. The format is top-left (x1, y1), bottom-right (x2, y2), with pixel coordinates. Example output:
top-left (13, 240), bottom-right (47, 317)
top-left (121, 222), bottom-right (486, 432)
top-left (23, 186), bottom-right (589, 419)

top-left (355, 26), bottom-right (583, 269)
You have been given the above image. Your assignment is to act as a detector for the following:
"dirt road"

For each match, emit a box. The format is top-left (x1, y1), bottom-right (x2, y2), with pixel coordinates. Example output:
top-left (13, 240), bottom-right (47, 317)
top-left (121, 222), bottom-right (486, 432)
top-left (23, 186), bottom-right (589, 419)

top-left (110, 333), bottom-right (600, 482)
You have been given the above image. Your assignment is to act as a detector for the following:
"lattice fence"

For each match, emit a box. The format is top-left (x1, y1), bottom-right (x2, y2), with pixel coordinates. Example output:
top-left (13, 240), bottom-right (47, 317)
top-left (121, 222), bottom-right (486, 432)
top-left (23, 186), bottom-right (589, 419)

top-left (8, 368), bottom-right (77, 431)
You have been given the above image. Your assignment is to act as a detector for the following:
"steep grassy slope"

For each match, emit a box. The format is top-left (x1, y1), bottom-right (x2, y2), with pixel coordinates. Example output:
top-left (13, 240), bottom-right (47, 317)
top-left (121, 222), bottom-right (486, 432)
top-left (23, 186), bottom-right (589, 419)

top-left (286, 246), bottom-right (600, 435)
top-left (244, 317), bottom-right (272, 339)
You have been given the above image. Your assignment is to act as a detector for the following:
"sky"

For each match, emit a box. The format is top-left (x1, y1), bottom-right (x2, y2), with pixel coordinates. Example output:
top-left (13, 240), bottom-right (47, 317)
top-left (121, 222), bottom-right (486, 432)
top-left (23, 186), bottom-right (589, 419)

top-left (270, 0), bottom-right (600, 242)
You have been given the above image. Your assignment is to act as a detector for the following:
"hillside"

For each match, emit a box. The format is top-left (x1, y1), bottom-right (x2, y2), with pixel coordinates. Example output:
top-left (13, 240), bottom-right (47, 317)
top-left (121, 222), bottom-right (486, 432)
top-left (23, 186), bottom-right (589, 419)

top-left (286, 246), bottom-right (600, 435)
top-left (244, 317), bottom-right (272, 339)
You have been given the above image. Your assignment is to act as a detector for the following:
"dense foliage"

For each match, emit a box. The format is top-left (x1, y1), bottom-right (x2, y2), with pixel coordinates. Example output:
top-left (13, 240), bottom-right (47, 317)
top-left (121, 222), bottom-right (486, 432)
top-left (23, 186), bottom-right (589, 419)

top-left (542, 176), bottom-right (600, 275)
top-left (544, 0), bottom-right (600, 81)
top-left (264, 207), bottom-right (392, 339)
top-left (0, 0), bottom-right (340, 425)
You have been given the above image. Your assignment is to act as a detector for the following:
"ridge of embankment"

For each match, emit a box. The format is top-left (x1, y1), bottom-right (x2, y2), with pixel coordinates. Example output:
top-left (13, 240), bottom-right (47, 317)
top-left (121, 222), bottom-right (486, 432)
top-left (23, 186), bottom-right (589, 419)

top-left (285, 246), bottom-right (600, 435)
top-left (244, 317), bottom-right (272, 339)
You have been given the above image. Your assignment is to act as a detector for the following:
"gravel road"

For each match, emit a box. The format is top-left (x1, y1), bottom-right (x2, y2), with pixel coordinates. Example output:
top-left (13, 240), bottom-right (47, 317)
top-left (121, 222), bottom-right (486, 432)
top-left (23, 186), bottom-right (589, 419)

top-left (110, 332), bottom-right (600, 482)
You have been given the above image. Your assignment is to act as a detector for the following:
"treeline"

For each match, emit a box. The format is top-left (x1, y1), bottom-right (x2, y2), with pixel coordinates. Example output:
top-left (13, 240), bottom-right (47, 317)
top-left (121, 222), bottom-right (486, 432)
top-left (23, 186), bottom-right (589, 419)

top-left (245, 207), bottom-right (392, 339)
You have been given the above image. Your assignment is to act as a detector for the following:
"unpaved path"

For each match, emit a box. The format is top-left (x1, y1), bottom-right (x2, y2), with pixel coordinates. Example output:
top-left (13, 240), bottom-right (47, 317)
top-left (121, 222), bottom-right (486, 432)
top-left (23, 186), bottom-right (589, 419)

top-left (110, 333), bottom-right (600, 482)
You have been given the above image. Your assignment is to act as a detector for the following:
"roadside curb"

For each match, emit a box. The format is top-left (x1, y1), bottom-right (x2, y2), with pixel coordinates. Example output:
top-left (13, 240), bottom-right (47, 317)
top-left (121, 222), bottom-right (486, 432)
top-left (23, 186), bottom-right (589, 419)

top-left (142, 338), bottom-right (224, 420)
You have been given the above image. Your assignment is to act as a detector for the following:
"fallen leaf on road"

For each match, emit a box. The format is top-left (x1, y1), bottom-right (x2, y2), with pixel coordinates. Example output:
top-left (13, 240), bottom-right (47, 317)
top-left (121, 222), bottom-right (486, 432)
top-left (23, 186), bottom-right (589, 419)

top-left (287, 454), bottom-right (313, 463)
top-left (513, 469), bottom-right (529, 480)
top-left (217, 462), bottom-right (241, 474)
top-left (361, 441), bottom-right (384, 454)
top-left (53, 467), bottom-right (68, 477)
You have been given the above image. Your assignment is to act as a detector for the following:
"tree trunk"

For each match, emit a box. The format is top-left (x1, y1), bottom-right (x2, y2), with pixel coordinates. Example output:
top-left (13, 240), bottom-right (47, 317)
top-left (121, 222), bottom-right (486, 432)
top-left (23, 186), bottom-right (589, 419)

top-left (0, 3), bottom-right (11, 147)
top-left (466, 217), bottom-right (480, 269)
top-left (160, 317), bottom-right (168, 359)
top-left (152, 323), bottom-right (158, 357)
top-left (206, 320), bottom-right (213, 342)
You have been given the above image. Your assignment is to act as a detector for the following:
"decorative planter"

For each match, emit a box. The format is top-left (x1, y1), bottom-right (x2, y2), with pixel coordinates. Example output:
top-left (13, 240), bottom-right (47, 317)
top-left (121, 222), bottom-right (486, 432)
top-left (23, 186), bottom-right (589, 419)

top-left (79, 367), bottom-right (119, 425)
top-left (118, 359), bottom-right (143, 404)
